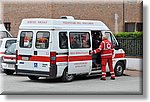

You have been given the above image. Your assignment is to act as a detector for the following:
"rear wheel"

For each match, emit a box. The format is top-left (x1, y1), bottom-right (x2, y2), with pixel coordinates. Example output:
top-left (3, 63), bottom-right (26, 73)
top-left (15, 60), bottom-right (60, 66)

top-left (114, 62), bottom-right (125, 76)
top-left (4, 69), bottom-right (15, 75)
top-left (62, 69), bottom-right (74, 82)
top-left (28, 75), bottom-right (39, 80)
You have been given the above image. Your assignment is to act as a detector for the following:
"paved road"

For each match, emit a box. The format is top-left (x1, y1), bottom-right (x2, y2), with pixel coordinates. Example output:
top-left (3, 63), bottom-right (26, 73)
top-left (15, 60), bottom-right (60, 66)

top-left (1, 70), bottom-right (142, 95)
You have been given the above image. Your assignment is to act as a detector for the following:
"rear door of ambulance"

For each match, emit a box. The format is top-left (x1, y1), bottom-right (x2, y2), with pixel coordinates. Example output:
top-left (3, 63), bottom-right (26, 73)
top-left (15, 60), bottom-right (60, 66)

top-left (33, 30), bottom-right (50, 74)
top-left (67, 31), bottom-right (92, 74)
top-left (17, 30), bottom-right (51, 76)
top-left (17, 30), bottom-right (35, 73)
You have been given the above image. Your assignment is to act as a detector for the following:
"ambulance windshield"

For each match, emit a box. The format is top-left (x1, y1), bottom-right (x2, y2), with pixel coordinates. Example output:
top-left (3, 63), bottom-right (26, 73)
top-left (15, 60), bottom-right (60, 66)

top-left (5, 40), bottom-right (16, 48)
top-left (5, 43), bottom-right (16, 55)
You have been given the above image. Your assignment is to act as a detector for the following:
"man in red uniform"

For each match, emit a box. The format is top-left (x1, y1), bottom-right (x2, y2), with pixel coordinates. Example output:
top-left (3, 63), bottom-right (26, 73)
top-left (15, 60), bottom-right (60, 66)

top-left (92, 34), bottom-right (115, 80)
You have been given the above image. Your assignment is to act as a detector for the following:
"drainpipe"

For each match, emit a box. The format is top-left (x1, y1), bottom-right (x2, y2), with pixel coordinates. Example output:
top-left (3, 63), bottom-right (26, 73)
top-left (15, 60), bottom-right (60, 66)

top-left (115, 13), bottom-right (119, 34)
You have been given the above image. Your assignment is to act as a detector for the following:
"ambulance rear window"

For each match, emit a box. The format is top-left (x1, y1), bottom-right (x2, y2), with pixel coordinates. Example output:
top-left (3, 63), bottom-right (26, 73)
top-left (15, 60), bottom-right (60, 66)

top-left (19, 31), bottom-right (33, 48)
top-left (35, 31), bottom-right (50, 49)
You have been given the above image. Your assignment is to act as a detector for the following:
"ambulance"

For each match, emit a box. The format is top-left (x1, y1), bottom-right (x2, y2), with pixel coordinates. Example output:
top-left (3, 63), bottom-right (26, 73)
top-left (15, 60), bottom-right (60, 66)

top-left (16, 16), bottom-right (126, 82)
top-left (0, 22), bottom-right (14, 57)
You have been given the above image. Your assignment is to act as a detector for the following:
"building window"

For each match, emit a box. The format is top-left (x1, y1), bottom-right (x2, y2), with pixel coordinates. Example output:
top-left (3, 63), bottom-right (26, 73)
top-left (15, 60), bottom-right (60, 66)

top-left (4, 22), bottom-right (11, 31)
top-left (125, 23), bottom-right (135, 32)
top-left (125, 22), bottom-right (143, 32)
top-left (136, 23), bottom-right (143, 32)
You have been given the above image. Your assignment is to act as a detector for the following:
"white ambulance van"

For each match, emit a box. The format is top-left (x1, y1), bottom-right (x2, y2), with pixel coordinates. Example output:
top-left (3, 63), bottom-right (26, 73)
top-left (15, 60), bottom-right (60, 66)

top-left (16, 16), bottom-right (126, 81)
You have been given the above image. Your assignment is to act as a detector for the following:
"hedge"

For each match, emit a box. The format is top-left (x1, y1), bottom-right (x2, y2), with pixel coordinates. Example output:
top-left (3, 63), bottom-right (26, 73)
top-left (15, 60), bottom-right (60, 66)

top-left (114, 32), bottom-right (143, 39)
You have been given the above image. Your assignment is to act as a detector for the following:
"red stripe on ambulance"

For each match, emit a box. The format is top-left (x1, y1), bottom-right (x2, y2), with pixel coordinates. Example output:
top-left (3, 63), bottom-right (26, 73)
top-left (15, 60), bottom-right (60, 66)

top-left (69, 55), bottom-right (92, 62)
top-left (3, 56), bottom-right (16, 60)
top-left (114, 53), bottom-right (125, 58)
top-left (17, 55), bottom-right (92, 62)
top-left (18, 56), bottom-right (50, 62)
top-left (30, 56), bottom-right (50, 62)
top-left (0, 52), bottom-right (4, 54)
top-left (56, 56), bottom-right (68, 62)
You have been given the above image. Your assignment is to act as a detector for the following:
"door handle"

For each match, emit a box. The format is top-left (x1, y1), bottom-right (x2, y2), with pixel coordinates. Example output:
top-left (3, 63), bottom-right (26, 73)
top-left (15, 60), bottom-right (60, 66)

top-left (89, 50), bottom-right (92, 55)
top-left (34, 51), bottom-right (37, 55)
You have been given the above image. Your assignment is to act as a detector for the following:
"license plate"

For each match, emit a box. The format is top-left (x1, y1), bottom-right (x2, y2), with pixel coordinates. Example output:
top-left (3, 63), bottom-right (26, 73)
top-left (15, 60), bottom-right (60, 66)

top-left (22, 57), bottom-right (29, 61)
top-left (8, 64), bottom-right (15, 68)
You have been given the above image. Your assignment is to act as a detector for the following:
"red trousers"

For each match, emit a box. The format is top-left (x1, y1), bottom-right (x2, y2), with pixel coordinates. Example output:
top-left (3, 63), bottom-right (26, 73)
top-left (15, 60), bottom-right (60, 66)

top-left (101, 58), bottom-right (115, 78)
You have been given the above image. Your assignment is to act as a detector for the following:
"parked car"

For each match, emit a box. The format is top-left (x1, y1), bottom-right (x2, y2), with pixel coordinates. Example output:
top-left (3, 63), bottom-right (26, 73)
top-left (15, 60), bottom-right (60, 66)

top-left (0, 38), bottom-right (17, 72)
top-left (0, 38), bottom-right (17, 59)
top-left (2, 43), bottom-right (16, 75)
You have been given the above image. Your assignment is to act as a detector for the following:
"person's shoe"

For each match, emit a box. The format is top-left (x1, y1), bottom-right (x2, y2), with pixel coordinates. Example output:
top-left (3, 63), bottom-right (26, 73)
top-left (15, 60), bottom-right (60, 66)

top-left (101, 77), bottom-right (106, 80)
top-left (111, 77), bottom-right (115, 80)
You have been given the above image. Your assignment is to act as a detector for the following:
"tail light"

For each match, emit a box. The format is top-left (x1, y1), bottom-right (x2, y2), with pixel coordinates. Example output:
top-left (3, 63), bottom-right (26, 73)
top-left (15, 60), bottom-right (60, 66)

top-left (50, 52), bottom-right (56, 64)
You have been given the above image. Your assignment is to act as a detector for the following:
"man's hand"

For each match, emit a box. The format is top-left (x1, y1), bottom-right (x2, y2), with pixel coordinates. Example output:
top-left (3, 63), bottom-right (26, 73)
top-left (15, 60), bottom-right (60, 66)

top-left (92, 50), bottom-right (95, 54)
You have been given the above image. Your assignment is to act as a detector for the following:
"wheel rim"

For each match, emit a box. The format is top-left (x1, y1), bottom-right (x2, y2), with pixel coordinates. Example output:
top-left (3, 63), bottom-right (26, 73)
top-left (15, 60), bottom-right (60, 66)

top-left (66, 71), bottom-right (73, 80)
top-left (116, 65), bottom-right (123, 73)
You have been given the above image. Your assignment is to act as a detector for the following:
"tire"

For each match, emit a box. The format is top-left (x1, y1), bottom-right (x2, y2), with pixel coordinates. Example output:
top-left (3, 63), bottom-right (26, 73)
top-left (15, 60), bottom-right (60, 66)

top-left (114, 62), bottom-right (125, 76)
top-left (28, 75), bottom-right (39, 80)
top-left (4, 69), bottom-right (15, 75)
top-left (62, 69), bottom-right (74, 82)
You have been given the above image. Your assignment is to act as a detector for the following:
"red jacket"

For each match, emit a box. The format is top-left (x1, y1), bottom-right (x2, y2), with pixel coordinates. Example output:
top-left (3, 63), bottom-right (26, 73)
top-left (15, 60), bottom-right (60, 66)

top-left (93, 39), bottom-right (114, 58)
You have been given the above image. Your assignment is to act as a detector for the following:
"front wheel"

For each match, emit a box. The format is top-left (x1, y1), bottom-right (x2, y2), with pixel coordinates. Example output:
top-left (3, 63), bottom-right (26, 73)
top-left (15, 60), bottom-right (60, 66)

top-left (61, 69), bottom-right (74, 82)
top-left (114, 62), bottom-right (125, 76)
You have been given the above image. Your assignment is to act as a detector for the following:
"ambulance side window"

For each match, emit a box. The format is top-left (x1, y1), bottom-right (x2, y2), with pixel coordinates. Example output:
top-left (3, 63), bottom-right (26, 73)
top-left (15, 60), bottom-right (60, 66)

top-left (35, 31), bottom-right (50, 49)
top-left (105, 32), bottom-right (118, 48)
top-left (59, 32), bottom-right (68, 49)
top-left (20, 31), bottom-right (33, 48)
top-left (105, 32), bottom-right (111, 41)
top-left (110, 34), bottom-right (119, 48)
top-left (70, 32), bottom-right (91, 49)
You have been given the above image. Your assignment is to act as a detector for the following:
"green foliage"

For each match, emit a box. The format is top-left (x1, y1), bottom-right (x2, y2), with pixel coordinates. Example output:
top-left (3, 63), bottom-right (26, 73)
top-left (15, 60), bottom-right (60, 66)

top-left (114, 32), bottom-right (143, 39)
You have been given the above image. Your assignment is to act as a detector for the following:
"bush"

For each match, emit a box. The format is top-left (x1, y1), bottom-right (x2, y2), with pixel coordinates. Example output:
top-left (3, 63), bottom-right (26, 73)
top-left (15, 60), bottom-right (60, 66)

top-left (114, 32), bottom-right (143, 39)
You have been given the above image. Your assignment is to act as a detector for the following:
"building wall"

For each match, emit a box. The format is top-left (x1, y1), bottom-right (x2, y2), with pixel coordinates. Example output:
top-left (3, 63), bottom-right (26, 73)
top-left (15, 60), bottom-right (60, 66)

top-left (52, 3), bottom-right (124, 34)
top-left (124, 2), bottom-right (143, 22)
top-left (2, 1), bottom-right (143, 37)
top-left (3, 2), bottom-right (52, 37)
